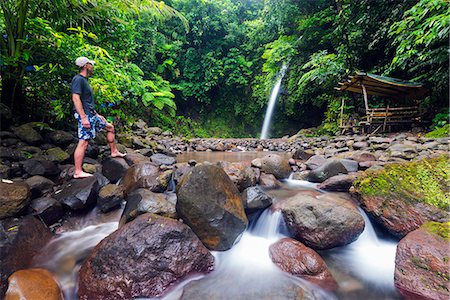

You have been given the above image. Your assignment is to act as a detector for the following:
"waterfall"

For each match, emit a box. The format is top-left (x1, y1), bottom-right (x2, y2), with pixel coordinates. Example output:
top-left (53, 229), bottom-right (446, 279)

top-left (260, 63), bottom-right (288, 139)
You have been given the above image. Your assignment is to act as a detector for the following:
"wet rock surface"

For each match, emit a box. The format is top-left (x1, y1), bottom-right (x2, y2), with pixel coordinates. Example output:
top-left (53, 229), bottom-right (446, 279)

top-left (277, 191), bottom-right (365, 250)
top-left (78, 213), bottom-right (214, 299)
top-left (176, 164), bottom-right (248, 251)
top-left (395, 222), bottom-right (450, 300)
top-left (269, 237), bottom-right (338, 291)
top-left (5, 268), bottom-right (63, 300)
top-left (0, 216), bottom-right (52, 297)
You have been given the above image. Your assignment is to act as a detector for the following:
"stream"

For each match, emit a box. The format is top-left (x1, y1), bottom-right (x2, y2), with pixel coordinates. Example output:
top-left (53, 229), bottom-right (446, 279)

top-left (32, 152), bottom-right (401, 300)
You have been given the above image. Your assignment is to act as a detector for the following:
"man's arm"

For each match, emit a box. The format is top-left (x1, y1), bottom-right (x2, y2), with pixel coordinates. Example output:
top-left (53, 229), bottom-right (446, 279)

top-left (72, 94), bottom-right (91, 128)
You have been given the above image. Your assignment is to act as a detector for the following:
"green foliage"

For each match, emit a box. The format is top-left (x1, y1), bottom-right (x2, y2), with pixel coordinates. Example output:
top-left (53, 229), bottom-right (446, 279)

top-left (421, 222), bottom-right (450, 240)
top-left (431, 110), bottom-right (450, 129)
top-left (425, 124), bottom-right (450, 138)
top-left (389, 0), bottom-right (449, 102)
top-left (355, 155), bottom-right (450, 210)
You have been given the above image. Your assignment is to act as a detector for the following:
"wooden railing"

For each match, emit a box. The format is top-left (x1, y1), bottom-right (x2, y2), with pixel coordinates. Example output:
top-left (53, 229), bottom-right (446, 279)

top-left (359, 105), bottom-right (421, 133)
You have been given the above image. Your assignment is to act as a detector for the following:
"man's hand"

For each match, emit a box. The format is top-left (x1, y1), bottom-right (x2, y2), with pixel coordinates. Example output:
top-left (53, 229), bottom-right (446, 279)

top-left (97, 114), bottom-right (110, 125)
top-left (81, 116), bottom-right (91, 129)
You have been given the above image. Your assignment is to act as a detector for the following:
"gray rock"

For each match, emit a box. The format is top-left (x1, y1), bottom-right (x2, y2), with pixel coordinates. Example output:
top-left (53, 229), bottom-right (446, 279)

top-left (98, 184), bottom-right (124, 213)
top-left (339, 159), bottom-right (359, 172)
top-left (317, 173), bottom-right (360, 192)
top-left (120, 189), bottom-right (176, 225)
top-left (101, 157), bottom-right (129, 184)
top-left (45, 147), bottom-right (70, 163)
top-left (150, 153), bottom-right (176, 166)
top-left (28, 197), bottom-right (62, 225)
top-left (305, 155), bottom-right (327, 170)
top-left (279, 191), bottom-right (365, 250)
top-left (241, 186), bottom-right (272, 212)
top-left (12, 124), bottom-right (43, 145)
top-left (22, 159), bottom-right (60, 177)
top-left (54, 176), bottom-right (99, 210)
top-left (47, 130), bottom-right (75, 147)
top-left (305, 159), bottom-right (348, 183)
top-left (25, 175), bottom-right (54, 198)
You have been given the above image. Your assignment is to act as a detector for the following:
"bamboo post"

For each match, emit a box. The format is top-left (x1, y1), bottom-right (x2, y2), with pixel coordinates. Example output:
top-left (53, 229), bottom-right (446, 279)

top-left (383, 104), bottom-right (389, 132)
top-left (361, 82), bottom-right (369, 112)
top-left (339, 97), bottom-right (345, 127)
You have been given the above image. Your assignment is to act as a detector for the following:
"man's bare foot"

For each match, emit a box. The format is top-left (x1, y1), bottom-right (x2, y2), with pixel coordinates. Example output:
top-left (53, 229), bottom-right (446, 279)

top-left (111, 151), bottom-right (126, 158)
top-left (74, 171), bottom-right (93, 179)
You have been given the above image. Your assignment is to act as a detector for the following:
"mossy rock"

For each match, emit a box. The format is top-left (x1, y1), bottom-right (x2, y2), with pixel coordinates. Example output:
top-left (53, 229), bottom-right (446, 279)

top-left (421, 221), bottom-right (450, 240)
top-left (354, 155), bottom-right (450, 210)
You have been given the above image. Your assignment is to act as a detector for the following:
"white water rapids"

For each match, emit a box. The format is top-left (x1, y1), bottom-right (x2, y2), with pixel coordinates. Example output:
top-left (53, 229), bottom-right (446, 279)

top-left (31, 179), bottom-right (400, 300)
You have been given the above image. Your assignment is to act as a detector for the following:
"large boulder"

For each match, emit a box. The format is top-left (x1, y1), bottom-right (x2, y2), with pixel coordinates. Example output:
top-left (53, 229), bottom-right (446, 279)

top-left (0, 181), bottom-right (30, 219)
top-left (354, 156), bottom-right (449, 237)
top-left (5, 268), bottom-right (63, 300)
top-left (176, 164), bottom-right (248, 251)
top-left (219, 161), bottom-right (258, 192)
top-left (277, 191), bottom-right (365, 250)
top-left (78, 213), bottom-right (214, 299)
top-left (101, 157), bottom-right (129, 184)
top-left (120, 189), bottom-right (176, 226)
top-left (54, 176), bottom-right (99, 210)
top-left (0, 216), bottom-right (53, 297)
top-left (44, 147), bottom-right (70, 163)
top-left (305, 159), bottom-right (348, 183)
top-left (395, 222), bottom-right (450, 300)
top-left (269, 237), bottom-right (337, 291)
top-left (121, 162), bottom-right (160, 194)
top-left (22, 159), bottom-right (60, 177)
top-left (258, 154), bottom-right (292, 179)
top-left (12, 124), bottom-right (43, 145)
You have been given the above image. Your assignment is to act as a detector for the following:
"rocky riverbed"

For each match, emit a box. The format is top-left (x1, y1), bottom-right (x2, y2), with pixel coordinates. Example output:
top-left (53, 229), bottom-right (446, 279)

top-left (0, 120), bottom-right (449, 299)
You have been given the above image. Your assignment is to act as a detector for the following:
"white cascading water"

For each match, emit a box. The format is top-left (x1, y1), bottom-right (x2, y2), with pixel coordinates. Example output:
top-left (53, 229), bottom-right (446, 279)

top-left (260, 63), bottom-right (288, 139)
top-left (322, 208), bottom-right (398, 291)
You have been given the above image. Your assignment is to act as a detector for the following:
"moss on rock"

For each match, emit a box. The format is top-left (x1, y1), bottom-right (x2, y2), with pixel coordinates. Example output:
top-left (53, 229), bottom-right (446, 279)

top-left (421, 221), bottom-right (450, 240)
top-left (354, 155), bottom-right (450, 210)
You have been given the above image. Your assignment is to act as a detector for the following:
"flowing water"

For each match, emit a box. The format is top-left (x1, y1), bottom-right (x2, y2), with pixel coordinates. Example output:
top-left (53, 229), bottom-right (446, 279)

top-left (31, 155), bottom-right (401, 300)
top-left (260, 63), bottom-right (288, 139)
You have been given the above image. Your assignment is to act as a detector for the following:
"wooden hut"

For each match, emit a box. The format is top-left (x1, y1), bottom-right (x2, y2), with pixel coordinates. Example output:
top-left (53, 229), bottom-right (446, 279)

top-left (335, 72), bottom-right (429, 133)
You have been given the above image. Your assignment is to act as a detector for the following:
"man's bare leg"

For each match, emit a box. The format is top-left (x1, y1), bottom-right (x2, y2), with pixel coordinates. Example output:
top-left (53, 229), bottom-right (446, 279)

top-left (105, 123), bottom-right (126, 157)
top-left (74, 139), bottom-right (93, 178)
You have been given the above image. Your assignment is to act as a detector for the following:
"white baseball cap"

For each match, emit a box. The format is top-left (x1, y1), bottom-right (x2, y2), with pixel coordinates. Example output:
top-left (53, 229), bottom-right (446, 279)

top-left (75, 56), bottom-right (95, 67)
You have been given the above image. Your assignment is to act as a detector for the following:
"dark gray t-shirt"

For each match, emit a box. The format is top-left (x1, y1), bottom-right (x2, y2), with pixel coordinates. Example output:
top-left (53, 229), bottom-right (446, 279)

top-left (71, 74), bottom-right (95, 115)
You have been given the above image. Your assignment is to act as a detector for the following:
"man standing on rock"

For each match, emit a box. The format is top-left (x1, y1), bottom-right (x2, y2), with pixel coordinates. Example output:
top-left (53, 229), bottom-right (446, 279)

top-left (71, 56), bottom-right (125, 179)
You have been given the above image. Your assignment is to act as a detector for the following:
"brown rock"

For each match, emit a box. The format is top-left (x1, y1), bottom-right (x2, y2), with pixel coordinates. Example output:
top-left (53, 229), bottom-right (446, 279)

top-left (358, 195), bottom-right (448, 238)
top-left (219, 161), bottom-right (257, 192)
top-left (259, 173), bottom-right (281, 189)
top-left (269, 237), bottom-right (338, 291)
top-left (78, 213), bottom-right (214, 299)
top-left (259, 154), bottom-right (292, 179)
top-left (5, 268), bottom-right (63, 300)
top-left (0, 181), bottom-right (30, 219)
top-left (176, 164), bottom-right (248, 251)
top-left (395, 222), bottom-right (450, 300)
top-left (0, 216), bottom-right (53, 297)
top-left (121, 162), bottom-right (160, 194)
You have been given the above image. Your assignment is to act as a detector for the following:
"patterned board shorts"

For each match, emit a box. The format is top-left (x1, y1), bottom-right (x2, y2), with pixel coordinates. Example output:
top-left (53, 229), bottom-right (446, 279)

top-left (74, 112), bottom-right (107, 140)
